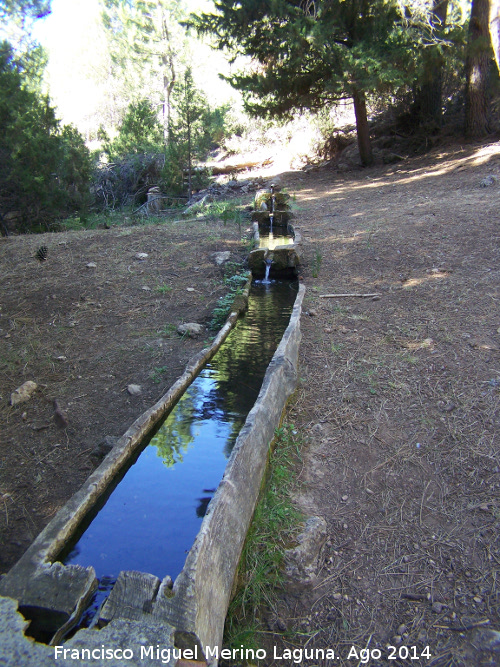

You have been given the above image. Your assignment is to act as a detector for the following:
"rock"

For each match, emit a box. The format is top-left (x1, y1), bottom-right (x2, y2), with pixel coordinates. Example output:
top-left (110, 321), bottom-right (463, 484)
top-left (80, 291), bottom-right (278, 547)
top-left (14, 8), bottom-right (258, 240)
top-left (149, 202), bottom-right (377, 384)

top-left (86, 262), bottom-right (97, 268)
top-left (127, 384), bottom-right (142, 396)
top-left (213, 251), bottom-right (231, 266)
top-left (53, 400), bottom-right (68, 428)
top-left (431, 601), bottom-right (444, 613)
top-left (177, 323), bottom-right (204, 338)
top-left (472, 628), bottom-right (500, 651)
top-left (134, 253), bottom-right (149, 260)
top-left (284, 516), bottom-right (328, 585)
top-left (10, 381), bottom-right (37, 406)
top-left (91, 436), bottom-right (118, 461)
top-left (480, 175), bottom-right (498, 187)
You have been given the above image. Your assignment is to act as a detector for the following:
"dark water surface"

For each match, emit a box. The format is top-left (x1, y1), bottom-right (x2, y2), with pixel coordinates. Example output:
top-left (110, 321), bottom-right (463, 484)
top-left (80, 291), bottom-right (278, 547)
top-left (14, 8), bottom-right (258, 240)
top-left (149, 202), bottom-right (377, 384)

top-left (62, 280), bottom-right (298, 582)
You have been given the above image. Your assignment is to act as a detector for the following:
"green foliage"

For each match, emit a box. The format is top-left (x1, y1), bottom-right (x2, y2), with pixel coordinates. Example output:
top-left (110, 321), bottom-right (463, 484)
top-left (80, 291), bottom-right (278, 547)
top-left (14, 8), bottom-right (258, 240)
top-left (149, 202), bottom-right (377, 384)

top-left (99, 81), bottom-right (228, 202)
top-left (0, 0), bottom-right (50, 21)
top-left (149, 388), bottom-right (200, 467)
top-left (210, 267), bottom-right (249, 331)
top-left (0, 41), bottom-right (92, 233)
top-left (105, 100), bottom-right (164, 159)
top-left (224, 423), bottom-right (303, 650)
top-left (191, 0), bottom-right (419, 118)
top-left (311, 249), bottom-right (322, 278)
top-left (150, 365), bottom-right (168, 384)
top-left (101, 0), bottom-right (186, 136)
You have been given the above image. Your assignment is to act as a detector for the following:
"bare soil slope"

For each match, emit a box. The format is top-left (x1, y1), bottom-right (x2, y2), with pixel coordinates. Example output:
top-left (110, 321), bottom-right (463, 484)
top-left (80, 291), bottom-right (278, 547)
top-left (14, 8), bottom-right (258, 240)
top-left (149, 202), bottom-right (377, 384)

top-left (262, 140), bottom-right (500, 667)
top-left (0, 217), bottom-right (246, 572)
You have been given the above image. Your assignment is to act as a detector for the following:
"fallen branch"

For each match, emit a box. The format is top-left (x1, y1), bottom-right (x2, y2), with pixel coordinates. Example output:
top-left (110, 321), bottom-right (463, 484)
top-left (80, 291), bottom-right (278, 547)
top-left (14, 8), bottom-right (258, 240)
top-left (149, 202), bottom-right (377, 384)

top-left (319, 292), bottom-right (382, 299)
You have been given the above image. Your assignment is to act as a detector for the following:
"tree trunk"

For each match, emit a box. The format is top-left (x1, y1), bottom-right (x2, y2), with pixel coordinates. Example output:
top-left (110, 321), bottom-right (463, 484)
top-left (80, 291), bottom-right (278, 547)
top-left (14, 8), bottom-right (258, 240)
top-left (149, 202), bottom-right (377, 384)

top-left (414, 0), bottom-right (449, 126)
top-left (490, 0), bottom-right (500, 74)
top-left (465, 0), bottom-right (492, 137)
top-left (352, 88), bottom-right (373, 167)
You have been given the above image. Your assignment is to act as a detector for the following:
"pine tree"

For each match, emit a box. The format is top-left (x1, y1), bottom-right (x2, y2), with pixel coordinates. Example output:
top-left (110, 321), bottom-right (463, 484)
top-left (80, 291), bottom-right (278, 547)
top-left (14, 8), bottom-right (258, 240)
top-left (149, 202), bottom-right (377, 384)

top-left (0, 42), bottom-right (91, 232)
top-left (490, 0), bottom-right (500, 73)
top-left (465, 0), bottom-right (493, 137)
top-left (413, 0), bottom-right (450, 127)
top-left (191, 0), bottom-right (420, 166)
top-left (102, 0), bottom-right (187, 139)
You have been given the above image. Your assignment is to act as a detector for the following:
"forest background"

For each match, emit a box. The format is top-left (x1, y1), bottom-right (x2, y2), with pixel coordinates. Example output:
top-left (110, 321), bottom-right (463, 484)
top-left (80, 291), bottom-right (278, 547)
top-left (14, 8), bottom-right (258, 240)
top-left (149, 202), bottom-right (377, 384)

top-left (0, 0), bottom-right (499, 236)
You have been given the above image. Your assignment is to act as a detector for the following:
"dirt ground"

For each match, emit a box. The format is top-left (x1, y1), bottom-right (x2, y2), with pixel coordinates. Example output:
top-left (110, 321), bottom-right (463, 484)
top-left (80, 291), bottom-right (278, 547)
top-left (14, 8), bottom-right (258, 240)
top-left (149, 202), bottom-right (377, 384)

top-left (1, 138), bottom-right (500, 666)
top-left (0, 214), bottom-right (247, 573)
top-left (261, 140), bottom-right (500, 667)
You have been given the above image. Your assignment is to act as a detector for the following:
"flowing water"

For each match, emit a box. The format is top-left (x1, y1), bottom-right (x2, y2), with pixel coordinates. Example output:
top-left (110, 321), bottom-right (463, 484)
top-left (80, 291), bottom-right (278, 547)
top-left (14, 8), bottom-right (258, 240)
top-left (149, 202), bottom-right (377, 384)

top-left (60, 279), bottom-right (298, 583)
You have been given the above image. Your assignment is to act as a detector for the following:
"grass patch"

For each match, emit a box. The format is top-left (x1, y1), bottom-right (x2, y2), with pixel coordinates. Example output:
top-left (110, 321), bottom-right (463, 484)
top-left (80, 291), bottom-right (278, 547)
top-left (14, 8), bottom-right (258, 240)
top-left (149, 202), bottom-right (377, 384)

top-left (224, 423), bottom-right (303, 653)
top-left (311, 249), bottom-right (322, 278)
top-left (210, 266), bottom-right (250, 331)
top-left (150, 366), bottom-right (168, 384)
top-left (154, 283), bottom-right (173, 295)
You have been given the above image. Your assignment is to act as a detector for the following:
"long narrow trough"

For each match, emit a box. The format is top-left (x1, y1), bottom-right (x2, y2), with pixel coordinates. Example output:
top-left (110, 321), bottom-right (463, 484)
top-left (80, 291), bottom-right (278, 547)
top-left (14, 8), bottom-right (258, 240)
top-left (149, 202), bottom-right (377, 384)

top-left (0, 191), bottom-right (305, 666)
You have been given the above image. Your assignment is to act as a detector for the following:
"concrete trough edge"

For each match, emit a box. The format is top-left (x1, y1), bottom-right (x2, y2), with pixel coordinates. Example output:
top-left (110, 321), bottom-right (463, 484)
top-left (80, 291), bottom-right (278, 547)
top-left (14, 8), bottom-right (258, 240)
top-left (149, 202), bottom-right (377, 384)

top-left (152, 283), bottom-right (306, 662)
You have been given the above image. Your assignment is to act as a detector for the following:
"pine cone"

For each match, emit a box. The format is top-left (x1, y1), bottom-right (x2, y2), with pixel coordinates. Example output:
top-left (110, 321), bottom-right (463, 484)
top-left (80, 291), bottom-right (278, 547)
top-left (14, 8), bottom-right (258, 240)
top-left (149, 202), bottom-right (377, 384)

top-left (36, 246), bottom-right (48, 262)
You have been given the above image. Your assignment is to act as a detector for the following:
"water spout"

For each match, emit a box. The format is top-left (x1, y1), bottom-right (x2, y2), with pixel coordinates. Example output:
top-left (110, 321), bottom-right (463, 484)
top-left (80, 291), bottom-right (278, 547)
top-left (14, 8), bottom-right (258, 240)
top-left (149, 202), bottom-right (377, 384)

top-left (263, 257), bottom-right (272, 284)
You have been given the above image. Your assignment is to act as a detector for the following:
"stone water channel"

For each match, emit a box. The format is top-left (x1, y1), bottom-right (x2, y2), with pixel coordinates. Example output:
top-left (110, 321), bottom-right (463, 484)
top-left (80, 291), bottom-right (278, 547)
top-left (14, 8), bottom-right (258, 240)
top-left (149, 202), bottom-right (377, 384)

top-left (0, 189), bottom-right (304, 666)
top-left (60, 277), bottom-right (298, 607)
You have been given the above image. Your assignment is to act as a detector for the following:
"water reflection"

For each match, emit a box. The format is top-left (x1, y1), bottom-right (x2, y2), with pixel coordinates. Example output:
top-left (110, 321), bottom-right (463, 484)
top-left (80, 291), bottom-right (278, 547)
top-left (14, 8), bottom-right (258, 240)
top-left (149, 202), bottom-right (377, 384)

top-left (258, 231), bottom-right (293, 250)
top-left (63, 281), bottom-right (298, 581)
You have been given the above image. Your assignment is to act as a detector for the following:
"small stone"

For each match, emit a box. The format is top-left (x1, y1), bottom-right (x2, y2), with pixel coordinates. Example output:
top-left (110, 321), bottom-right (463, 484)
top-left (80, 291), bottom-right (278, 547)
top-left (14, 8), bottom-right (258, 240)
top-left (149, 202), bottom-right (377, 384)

top-left (480, 175), bottom-right (498, 187)
top-left (127, 384), bottom-right (142, 396)
top-left (332, 592), bottom-right (342, 600)
top-left (397, 624), bottom-right (407, 635)
top-left (10, 381), bottom-right (37, 406)
top-left (91, 436), bottom-right (118, 461)
top-left (53, 399), bottom-right (68, 428)
top-left (142, 286), bottom-right (152, 291)
top-left (308, 309), bottom-right (318, 316)
top-left (372, 295), bottom-right (381, 301)
top-left (186, 287), bottom-right (195, 292)
top-left (86, 262), bottom-right (97, 268)
top-left (134, 252), bottom-right (149, 260)
top-left (213, 251), bottom-right (231, 265)
top-left (473, 596), bottom-right (483, 603)
top-left (54, 355), bottom-right (67, 361)
top-left (472, 628), bottom-right (500, 651)
top-left (341, 495), bottom-right (349, 501)
top-left (284, 516), bottom-right (327, 585)
top-left (177, 323), bottom-right (203, 338)
top-left (392, 635), bottom-right (402, 645)
top-left (431, 601), bottom-right (444, 613)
